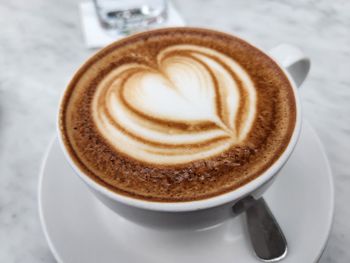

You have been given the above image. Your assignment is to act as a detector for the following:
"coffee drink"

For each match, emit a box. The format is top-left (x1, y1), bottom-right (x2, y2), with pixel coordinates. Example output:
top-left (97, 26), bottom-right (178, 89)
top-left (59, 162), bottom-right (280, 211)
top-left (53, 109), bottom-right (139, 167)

top-left (59, 28), bottom-right (296, 202)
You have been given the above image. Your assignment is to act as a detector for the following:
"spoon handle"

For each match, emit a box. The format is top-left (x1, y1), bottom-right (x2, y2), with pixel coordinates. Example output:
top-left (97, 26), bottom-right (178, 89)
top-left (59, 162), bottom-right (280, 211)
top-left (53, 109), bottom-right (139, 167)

top-left (245, 198), bottom-right (287, 262)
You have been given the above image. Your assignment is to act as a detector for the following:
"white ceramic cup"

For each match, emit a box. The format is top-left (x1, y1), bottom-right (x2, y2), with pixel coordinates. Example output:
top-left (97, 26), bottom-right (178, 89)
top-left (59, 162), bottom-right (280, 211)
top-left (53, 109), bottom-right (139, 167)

top-left (58, 33), bottom-right (310, 230)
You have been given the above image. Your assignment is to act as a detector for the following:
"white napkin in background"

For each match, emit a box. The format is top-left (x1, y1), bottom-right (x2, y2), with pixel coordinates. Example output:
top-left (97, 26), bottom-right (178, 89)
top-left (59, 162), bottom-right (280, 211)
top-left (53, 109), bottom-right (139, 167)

top-left (79, 1), bottom-right (186, 49)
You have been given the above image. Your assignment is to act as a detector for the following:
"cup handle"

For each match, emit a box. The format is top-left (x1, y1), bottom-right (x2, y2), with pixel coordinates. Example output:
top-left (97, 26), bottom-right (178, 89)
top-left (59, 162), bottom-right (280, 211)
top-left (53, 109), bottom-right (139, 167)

top-left (268, 44), bottom-right (311, 88)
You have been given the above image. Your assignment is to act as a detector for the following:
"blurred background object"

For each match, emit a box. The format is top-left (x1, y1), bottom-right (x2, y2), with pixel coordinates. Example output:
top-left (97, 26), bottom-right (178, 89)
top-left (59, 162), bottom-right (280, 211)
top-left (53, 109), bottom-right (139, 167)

top-left (93, 0), bottom-right (167, 32)
top-left (81, 0), bottom-right (184, 48)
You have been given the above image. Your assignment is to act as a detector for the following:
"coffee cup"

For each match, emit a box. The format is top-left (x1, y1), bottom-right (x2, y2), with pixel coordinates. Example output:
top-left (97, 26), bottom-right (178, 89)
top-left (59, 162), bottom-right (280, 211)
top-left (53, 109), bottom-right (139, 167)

top-left (57, 28), bottom-right (310, 230)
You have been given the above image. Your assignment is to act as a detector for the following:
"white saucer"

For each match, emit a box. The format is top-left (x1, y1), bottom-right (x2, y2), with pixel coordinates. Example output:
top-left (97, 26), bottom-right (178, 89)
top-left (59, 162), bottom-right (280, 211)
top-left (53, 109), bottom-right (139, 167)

top-left (38, 120), bottom-right (334, 263)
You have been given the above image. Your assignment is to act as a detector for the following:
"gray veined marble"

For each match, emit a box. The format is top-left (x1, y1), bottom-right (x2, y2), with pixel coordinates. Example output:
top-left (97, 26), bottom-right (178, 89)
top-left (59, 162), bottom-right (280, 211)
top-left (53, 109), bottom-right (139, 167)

top-left (0, 0), bottom-right (349, 262)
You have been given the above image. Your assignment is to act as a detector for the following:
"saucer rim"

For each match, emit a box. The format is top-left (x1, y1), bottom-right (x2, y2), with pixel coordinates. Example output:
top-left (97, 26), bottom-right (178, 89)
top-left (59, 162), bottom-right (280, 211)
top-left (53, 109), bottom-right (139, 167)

top-left (309, 124), bottom-right (335, 262)
top-left (38, 137), bottom-right (64, 263)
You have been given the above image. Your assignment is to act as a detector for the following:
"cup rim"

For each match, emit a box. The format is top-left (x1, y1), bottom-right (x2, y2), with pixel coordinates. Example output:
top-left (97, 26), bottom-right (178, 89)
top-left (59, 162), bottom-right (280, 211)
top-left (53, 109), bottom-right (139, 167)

top-left (57, 27), bottom-right (302, 212)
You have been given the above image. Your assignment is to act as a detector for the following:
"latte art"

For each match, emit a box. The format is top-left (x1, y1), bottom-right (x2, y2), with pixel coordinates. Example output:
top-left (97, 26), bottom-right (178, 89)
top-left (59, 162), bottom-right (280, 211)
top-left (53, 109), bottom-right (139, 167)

top-left (93, 45), bottom-right (257, 164)
top-left (60, 28), bottom-right (296, 201)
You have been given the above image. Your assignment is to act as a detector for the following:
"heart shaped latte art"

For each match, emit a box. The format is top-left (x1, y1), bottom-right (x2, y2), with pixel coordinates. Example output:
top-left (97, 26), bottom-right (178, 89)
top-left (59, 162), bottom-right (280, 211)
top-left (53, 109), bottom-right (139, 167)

top-left (92, 45), bottom-right (257, 164)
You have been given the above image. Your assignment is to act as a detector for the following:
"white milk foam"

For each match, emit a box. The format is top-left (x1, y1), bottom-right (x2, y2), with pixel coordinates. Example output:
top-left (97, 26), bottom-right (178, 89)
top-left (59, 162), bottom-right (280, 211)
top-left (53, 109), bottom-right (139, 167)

top-left (92, 45), bottom-right (257, 164)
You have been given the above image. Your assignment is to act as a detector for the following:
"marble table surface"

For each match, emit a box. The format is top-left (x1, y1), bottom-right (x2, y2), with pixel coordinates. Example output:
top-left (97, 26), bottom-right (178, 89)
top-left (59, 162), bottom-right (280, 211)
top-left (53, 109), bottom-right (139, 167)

top-left (0, 0), bottom-right (349, 262)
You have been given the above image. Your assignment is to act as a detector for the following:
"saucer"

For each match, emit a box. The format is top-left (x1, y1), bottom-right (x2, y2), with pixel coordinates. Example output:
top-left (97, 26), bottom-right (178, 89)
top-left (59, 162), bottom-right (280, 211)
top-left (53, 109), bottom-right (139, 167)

top-left (38, 120), bottom-right (334, 263)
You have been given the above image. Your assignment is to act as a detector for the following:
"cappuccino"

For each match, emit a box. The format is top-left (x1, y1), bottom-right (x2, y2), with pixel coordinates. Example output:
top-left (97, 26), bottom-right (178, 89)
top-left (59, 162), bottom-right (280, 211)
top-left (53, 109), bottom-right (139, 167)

top-left (59, 28), bottom-right (296, 202)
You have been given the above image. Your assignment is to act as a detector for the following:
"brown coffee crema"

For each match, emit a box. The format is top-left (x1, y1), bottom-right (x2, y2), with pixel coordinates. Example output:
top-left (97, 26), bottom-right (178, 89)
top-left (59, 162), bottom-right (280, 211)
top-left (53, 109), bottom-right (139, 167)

top-left (59, 28), bottom-right (296, 202)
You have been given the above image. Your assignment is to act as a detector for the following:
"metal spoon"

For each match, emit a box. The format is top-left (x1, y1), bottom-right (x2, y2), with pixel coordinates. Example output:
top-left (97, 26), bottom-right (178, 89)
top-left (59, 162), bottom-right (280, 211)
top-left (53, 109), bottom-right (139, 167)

top-left (233, 197), bottom-right (287, 262)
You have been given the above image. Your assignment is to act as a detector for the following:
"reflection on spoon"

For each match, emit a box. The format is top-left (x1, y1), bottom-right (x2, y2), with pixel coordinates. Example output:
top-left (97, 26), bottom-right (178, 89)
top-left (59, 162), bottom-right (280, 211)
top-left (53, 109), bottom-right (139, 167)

top-left (233, 197), bottom-right (287, 262)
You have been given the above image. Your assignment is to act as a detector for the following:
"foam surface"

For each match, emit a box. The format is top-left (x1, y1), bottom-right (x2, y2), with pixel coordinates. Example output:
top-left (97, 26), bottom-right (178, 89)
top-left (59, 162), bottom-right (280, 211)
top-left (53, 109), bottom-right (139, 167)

top-left (60, 28), bottom-right (296, 201)
top-left (92, 45), bottom-right (256, 164)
